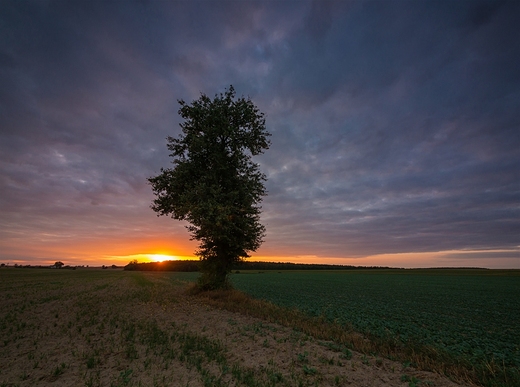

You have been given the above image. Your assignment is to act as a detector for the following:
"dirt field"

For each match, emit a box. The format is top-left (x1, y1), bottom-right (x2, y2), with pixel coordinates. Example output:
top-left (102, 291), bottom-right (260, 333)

top-left (0, 269), bottom-right (469, 386)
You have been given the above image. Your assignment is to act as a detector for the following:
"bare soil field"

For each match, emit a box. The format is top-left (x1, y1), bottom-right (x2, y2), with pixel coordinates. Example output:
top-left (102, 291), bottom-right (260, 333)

top-left (0, 269), bottom-right (469, 386)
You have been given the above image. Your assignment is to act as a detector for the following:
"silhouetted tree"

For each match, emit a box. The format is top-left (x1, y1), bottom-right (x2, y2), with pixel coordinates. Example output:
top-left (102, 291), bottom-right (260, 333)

top-left (149, 86), bottom-right (270, 289)
top-left (54, 261), bottom-right (64, 269)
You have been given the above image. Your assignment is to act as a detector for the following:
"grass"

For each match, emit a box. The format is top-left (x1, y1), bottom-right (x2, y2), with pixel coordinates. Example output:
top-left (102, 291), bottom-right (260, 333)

top-left (199, 269), bottom-right (520, 387)
top-left (2, 267), bottom-right (517, 386)
top-left (0, 269), bottom-right (201, 386)
top-left (1, 268), bottom-right (345, 386)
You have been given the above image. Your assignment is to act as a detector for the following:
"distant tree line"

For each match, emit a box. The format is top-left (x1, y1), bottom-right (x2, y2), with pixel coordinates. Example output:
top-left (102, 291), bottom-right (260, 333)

top-left (6, 264), bottom-right (78, 270)
top-left (124, 260), bottom-right (200, 272)
top-left (123, 260), bottom-right (390, 272)
top-left (1, 263), bottom-right (121, 270)
top-left (233, 261), bottom-right (388, 271)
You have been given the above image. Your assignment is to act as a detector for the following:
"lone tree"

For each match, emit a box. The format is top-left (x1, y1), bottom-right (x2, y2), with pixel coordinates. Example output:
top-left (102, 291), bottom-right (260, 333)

top-left (148, 86), bottom-right (270, 289)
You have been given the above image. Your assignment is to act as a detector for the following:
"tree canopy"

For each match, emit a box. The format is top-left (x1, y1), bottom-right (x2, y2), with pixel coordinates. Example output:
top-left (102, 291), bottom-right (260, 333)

top-left (148, 86), bottom-right (270, 289)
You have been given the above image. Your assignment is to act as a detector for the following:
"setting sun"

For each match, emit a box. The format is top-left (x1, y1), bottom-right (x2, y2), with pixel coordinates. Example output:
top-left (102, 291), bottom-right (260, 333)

top-left (147, 254), bottom-right (177, 262)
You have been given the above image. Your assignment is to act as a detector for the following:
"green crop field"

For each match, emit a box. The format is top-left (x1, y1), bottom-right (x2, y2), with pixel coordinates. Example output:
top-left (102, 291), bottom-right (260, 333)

top-left (231, 269), bottom-right (520, 386)
top-left (2, 267), bottom-right (518, 386)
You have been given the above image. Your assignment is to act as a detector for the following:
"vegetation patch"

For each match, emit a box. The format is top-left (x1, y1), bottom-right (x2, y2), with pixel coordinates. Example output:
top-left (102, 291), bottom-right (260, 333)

top-left (0, 268), bottom-right (469, 387)
top-left (227, 269), bottom-right (520, 387)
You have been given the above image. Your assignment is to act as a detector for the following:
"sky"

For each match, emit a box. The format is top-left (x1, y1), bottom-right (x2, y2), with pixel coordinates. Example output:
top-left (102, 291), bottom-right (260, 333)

top-left (1, 0), bottom-right (519, 268)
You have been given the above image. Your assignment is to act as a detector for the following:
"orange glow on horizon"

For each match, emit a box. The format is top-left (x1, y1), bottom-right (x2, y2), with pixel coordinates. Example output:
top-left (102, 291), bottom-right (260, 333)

top-left (2, 231), bottom-right (519, 268)
top-left (249, 249), bottom-right (520, 269)
top-left (103, 253), bottom-right (194, 265)
top-left (147, 254), bottom-right (178, 262)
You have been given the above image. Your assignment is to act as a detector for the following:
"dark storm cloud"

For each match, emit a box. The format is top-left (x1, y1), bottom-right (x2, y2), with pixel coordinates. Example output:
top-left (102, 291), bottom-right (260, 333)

top-left (0, 0), bottom-right (519, 265)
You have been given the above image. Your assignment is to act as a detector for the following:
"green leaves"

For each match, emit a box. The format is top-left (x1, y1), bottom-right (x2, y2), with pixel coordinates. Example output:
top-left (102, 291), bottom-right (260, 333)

top-left (149, 86), bottom-right (270, 289)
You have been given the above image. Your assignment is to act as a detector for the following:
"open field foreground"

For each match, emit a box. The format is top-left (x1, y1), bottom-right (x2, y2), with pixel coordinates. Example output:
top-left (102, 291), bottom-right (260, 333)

top-left (1, 269), bottom-right (471, 387)
top-left (230, 269), bottom-right (520, 387)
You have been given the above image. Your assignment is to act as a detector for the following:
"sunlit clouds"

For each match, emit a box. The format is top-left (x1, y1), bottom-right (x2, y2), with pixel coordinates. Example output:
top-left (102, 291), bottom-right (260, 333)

top-left (0, 1), bottom-right (519, 267)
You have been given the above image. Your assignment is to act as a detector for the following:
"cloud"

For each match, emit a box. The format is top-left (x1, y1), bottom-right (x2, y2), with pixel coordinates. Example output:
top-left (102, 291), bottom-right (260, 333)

top-left (0, 0), bottom-right (519, 266)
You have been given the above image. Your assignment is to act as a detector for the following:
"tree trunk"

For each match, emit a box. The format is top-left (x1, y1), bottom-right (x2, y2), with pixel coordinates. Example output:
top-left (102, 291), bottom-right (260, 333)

top-left (198, 255), bottom-right (233, 290)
